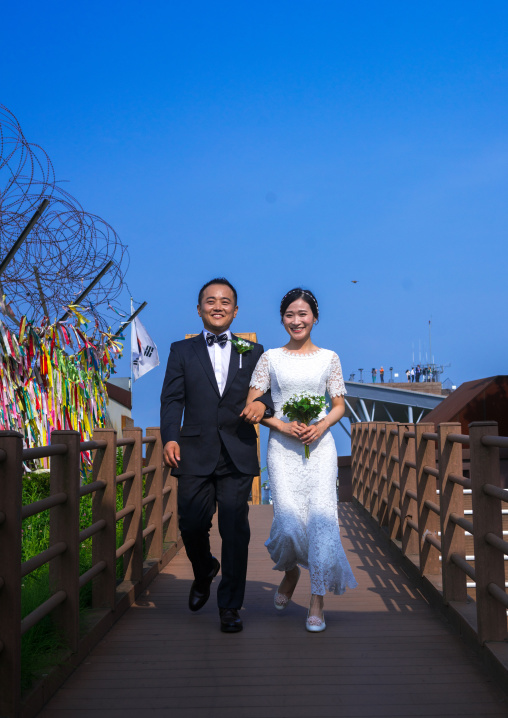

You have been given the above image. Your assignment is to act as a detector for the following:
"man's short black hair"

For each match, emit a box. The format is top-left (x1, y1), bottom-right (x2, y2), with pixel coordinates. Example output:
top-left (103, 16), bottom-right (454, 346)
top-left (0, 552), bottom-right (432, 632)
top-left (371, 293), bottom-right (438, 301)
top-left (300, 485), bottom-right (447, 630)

top-left (198, 278), bottom-right (238, 306)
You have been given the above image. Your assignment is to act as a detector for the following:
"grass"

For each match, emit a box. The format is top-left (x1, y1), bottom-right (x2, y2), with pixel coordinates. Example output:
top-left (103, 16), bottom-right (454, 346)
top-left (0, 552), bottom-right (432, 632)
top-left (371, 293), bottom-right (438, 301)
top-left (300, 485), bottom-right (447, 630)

top-left (20, 451), bottom-right (133, 693)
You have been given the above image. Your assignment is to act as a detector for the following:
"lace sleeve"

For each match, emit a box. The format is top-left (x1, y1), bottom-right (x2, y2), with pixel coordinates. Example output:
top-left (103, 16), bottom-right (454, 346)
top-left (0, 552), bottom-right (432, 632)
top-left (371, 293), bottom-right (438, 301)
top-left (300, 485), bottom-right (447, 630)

top-left (327, 352), bottom-right (347, 397)
top-left (250, 351), bottom-right (270, 393)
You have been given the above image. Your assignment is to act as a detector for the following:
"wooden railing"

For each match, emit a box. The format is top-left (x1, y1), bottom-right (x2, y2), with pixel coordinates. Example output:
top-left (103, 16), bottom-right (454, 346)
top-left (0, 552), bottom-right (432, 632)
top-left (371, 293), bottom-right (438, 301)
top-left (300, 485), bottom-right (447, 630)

top-left (0, 426), bottom-right (180, 718)
top-left (351, 420), bottom-right (508, 661)
top-left (351, 422), bottom-right (508, 661)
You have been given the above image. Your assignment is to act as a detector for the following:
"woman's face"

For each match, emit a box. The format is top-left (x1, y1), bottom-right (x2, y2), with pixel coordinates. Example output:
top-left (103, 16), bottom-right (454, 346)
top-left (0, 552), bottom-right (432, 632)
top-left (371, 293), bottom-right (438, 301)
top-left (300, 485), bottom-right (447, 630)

top-left (282, 298), bottom-right (316, 342)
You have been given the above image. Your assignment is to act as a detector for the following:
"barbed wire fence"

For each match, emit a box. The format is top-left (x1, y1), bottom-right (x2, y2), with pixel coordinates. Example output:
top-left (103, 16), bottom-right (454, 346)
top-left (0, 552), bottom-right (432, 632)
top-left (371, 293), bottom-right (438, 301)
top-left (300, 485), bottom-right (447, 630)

top-left (0, 104), bottom-right (129, 331)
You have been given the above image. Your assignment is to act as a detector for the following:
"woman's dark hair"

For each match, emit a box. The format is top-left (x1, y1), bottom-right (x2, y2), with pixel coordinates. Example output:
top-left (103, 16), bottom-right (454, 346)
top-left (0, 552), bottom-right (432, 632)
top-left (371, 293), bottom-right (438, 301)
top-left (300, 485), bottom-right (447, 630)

top-left (198, 277), bottom-right (238, 305)
top-left (280, 288), bottom-right (319, 322)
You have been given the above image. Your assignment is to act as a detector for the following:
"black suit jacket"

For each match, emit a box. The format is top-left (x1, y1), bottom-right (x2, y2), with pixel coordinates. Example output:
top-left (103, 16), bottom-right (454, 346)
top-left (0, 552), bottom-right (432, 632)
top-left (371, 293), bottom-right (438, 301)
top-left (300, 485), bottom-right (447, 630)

top-left (160, 333), bottom-right (273, 476)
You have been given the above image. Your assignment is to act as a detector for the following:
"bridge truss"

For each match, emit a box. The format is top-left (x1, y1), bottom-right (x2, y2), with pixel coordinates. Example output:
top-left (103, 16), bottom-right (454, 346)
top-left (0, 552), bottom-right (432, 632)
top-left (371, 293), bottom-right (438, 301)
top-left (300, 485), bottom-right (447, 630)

top-left (338, 381), bottom-right (444, 437)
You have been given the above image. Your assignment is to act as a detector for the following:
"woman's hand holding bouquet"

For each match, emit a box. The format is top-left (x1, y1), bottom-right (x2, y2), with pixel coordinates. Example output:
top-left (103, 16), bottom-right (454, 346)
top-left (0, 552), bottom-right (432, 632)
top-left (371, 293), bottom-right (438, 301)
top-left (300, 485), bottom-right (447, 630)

top-left (281, 392), bottom-right (327, 458)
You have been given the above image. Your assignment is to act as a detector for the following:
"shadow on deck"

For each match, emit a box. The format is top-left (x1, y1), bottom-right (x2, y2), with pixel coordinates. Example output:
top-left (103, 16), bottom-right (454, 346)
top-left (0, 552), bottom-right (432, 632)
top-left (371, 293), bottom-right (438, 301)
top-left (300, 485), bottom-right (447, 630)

top-left (38, 505), bottom-right (507, 718)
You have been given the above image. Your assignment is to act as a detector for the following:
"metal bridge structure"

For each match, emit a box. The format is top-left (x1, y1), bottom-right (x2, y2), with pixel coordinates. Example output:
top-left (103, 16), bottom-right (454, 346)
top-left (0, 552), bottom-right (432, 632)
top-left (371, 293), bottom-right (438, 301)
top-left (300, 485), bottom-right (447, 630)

top-left (338, 381), bottom-right (445, 437)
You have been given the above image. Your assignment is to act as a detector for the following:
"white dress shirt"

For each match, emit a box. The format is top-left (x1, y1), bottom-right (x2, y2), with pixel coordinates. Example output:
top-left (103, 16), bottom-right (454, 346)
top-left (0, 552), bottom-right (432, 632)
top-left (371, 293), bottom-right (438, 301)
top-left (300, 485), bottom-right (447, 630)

top-left (203, 329), bottom-right (232, 395)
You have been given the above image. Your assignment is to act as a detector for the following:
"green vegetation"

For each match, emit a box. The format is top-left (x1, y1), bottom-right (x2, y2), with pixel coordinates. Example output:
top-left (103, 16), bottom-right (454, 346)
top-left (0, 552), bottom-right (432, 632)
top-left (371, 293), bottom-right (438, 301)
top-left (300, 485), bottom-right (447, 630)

top-left (20, 451), bottom-right (128, 693)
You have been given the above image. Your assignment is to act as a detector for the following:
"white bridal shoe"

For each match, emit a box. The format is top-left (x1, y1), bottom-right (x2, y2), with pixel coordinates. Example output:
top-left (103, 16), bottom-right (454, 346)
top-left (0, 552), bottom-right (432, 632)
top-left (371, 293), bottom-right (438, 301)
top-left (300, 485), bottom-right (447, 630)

top-left (274, 567), bottom-right (301, 611)
top-left (305, 595), bottom-right (326, 632)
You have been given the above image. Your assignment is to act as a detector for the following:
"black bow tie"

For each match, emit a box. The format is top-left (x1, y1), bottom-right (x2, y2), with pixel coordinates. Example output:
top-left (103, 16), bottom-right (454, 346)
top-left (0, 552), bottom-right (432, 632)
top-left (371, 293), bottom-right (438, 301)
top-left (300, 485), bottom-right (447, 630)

top-left (206, 332), bottom-right (228, 348)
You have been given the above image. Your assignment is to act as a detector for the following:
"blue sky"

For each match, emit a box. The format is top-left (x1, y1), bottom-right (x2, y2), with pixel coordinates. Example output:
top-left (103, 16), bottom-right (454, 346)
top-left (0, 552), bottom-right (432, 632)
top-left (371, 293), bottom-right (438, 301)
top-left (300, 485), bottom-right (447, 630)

top-left (3, 2), bottom-right (508, 456)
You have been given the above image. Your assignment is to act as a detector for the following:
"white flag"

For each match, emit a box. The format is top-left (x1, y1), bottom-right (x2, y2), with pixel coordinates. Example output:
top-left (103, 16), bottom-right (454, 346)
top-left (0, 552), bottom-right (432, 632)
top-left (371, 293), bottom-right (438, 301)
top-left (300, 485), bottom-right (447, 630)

top-left (131, 314), bottom-right (159, 381)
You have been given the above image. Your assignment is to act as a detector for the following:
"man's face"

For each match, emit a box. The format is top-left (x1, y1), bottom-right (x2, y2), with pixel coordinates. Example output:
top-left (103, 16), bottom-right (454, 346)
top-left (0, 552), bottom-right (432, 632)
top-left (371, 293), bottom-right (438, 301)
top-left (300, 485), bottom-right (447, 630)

top-left (197, 284), bottom-right (238, 334)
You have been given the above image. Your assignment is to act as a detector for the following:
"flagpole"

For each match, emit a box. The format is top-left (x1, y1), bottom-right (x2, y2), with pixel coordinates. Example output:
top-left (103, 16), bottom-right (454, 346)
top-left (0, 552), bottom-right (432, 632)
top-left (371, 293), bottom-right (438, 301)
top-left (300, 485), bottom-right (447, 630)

top-left (130, 298), bottom-right (134, 392)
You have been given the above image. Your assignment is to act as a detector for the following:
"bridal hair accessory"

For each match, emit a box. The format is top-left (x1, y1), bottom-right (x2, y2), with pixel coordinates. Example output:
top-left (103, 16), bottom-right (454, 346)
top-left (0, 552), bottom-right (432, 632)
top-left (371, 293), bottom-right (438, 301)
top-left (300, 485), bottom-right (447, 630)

top-left (229, 337), bottom-right (253, 368)
top-left (279, 288), bottom-right (319, 319)
top-left (282, 392), bottom-right (327, 459)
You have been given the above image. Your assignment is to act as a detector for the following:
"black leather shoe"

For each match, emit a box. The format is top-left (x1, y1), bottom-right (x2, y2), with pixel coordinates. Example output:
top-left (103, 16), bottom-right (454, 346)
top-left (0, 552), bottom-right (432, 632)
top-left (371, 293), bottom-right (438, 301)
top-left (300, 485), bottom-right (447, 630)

top-left (188, 557), bottom-right (220, 612)
top-left (219, 608), bottom-right (243, 633)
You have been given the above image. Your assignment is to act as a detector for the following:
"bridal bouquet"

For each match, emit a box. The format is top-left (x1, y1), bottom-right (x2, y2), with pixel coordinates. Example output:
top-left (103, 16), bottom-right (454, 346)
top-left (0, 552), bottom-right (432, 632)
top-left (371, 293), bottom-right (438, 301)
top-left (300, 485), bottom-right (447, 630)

top-left (282, 392), bottom-right (327, 459)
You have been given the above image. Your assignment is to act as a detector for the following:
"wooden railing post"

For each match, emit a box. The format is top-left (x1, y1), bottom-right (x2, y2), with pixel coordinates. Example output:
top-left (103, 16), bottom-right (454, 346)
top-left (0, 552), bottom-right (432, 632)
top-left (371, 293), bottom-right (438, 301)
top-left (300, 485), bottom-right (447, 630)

top-left (0, 431), bottom-right (23, 718)
top-left (369, 423), bottom-right (380, 518)
top-left (122, 427), bottom-right (144, 582)
top-left (145, 428), bottom-right (164, 561)
top-left (365, 422), bottom-right (377, 514)
top-left (355, 424), bottom-right (364, 503)
top-left (359, 423), bottom-right (369, 507)
top-left (415, 423), bottom-right (440, 577)
top-left (376, 424), bottom-right (388, 527)
top-left (49, 430), bottom-right (81, 652)
top-left (438, 423), bottom-right (466, 604)
top-left (386, 423), bottom-right (401, 542)
top-left (398, 424), bottom-right (419, 557)
top-left (469, 421), bottom-right (507, 644)
top-left (351, 424), bottom-right (359, 499)
top-left (163, 460), bottom-right (178, 547)
top-left (92, 428), bottom-right (117, 610)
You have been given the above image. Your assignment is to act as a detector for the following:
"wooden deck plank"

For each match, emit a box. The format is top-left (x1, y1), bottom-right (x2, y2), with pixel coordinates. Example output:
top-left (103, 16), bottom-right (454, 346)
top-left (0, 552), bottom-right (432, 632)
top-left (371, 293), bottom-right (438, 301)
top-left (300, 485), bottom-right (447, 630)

top-left (39, 504), bottom-right (508, 717)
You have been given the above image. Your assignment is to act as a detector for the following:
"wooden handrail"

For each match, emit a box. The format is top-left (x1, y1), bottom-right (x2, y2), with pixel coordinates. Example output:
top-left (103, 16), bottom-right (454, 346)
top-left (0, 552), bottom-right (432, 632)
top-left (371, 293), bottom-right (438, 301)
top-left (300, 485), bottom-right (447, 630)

top-left (485, 531), bottom-right (508, 556)
top-left (425, 532), bottom-right (442, 552)
top-left (142, 464), bottom-right (157, 475)
top-left (116, 504), bottom-right (135, 521)
top-left (0, 425), bottom-right (180, 717)
top-left (79, 439), bottom-right (107, 451)
top-left (22, 492), bottom-right (67, 519)
top-left (483, 483), bottom-right (508, 503)
top-left (423, 465), bottom-right (439, 478)
top-left (21, 541), bottom-right (67, 578)
top-left (78, 560), bottom-right (106, 589)
top-left (447, 433), bottom-right (470, 445)
top-left (117, 436), bottom-right (135, 447)
top-left (450, 513), bottom-right (473, 534)
top-left (79, 479), bottom-right (106, 496)
top-left (116, 537), bottom-right (136, 559)
top-left (424, 499), bottom-right (440, 515)
top-left (487, 582), bottom-right (508, 608)
top-left (350, 418), bottom-right (508, 654)
top-left (22, 443), bottom-right (68, 460)
top-left (21, 591), bottom-right (67, 636)
top-left (449, 472), bottom-right (471, 490)
top-left (482, 435), bottom-right (508, 449)
top-left (116, 470), bottom-right (136, 484)
top-left (451, 553), bottom-right (476, 581)
top-left (79, 519), bottom-right (106, 543)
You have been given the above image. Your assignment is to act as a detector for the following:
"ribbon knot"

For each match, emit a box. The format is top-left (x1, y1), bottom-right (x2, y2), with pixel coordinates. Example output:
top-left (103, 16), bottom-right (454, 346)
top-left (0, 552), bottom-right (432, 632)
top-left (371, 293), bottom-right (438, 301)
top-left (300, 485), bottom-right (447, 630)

top-left (206, 332), bottom-right (228, 348)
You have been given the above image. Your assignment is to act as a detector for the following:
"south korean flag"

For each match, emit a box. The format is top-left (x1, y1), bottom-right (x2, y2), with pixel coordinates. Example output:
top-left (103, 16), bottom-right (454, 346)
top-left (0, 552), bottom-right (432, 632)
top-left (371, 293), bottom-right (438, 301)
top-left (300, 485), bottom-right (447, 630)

top-left (131, 315), bottom-right (160, 381)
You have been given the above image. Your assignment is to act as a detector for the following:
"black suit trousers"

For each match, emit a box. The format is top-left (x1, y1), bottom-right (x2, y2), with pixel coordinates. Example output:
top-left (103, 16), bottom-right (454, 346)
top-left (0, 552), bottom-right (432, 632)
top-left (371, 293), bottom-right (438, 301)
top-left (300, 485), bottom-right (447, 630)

top-left (177, 445), bottom-right (253, 610)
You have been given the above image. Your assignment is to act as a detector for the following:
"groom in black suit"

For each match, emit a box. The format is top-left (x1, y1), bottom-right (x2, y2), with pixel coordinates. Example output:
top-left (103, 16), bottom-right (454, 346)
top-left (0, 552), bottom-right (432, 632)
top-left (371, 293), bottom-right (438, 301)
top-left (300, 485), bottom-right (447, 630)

top-left (160, 278), bottom-right (273, 633)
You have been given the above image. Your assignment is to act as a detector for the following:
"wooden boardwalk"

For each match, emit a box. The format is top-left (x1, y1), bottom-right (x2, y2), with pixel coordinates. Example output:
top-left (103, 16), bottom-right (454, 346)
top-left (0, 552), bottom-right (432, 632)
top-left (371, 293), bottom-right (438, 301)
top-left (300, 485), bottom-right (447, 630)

top-left (39, 505), bottom-right (508, 718)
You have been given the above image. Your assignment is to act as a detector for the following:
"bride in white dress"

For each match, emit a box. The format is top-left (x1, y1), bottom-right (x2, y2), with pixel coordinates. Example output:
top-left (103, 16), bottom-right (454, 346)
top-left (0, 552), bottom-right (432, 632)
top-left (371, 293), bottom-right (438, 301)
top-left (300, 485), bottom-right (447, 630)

top-left (246, 288), bottom-right (357, 632)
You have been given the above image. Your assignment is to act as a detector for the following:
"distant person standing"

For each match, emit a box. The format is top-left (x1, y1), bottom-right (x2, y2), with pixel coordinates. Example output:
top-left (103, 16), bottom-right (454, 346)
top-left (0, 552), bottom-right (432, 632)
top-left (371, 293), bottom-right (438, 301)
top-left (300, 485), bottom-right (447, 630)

top-left (371, 367), bottom-right (377, 383)
top-left (411, 368), bottom-right (415, 383)
top-left (415, 365), bottom-right (421, 382)
top-left (380, 366), bottom-right (384, 383)
top-left (406, 369), bottom-right (411, 383)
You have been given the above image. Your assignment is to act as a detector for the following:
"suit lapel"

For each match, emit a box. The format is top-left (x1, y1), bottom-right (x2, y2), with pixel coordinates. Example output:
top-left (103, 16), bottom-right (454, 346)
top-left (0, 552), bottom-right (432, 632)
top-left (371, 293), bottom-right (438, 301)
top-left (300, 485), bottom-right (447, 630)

top-left (192, 333), bottom-right (220, 396)
top-left (222, 333), bottom-right (240, 398)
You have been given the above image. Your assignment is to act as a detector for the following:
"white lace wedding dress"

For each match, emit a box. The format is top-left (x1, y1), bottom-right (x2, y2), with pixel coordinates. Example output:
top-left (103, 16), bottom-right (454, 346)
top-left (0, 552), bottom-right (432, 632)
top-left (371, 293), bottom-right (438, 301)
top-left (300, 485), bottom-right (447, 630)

top-left (250, 347), bottom-right (357, 595)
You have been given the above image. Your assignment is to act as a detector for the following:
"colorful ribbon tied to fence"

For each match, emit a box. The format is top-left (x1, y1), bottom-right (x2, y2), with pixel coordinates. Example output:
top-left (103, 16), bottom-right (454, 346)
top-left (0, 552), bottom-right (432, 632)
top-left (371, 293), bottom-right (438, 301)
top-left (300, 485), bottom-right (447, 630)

top-left (0, 303), bottom-right (123, 452)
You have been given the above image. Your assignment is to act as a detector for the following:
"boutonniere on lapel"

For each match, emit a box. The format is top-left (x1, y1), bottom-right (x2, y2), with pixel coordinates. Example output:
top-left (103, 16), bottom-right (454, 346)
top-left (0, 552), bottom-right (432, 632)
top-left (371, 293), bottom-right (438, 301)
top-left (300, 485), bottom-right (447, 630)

top-left (229, 337), bottom-right (254, 368)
